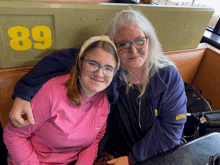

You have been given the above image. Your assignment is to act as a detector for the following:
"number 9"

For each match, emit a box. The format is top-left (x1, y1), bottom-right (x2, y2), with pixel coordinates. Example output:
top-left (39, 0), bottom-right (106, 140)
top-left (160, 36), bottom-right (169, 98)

top-left (32, 26), bottom-right (52, 49)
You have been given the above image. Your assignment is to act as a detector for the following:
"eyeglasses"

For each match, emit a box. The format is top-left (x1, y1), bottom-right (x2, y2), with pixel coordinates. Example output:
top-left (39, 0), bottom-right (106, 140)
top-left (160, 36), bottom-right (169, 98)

top-left (82, 58), bottom-right (117, 78)
top-left (116, 37), bottom-right (148, 52)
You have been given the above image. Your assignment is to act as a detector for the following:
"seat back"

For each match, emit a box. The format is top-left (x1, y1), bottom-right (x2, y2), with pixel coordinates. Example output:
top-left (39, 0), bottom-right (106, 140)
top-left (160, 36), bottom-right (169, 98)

top-left (0, 46), bottom-right (209, 129)
top-left (0, 66), bottom-right (33, 129)
top-left (164, 47), bottom-right (206, 84)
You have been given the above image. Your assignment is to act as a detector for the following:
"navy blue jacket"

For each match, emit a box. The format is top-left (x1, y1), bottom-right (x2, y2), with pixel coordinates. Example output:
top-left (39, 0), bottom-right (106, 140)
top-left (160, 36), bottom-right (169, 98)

top-left (12, 48), bottom-right (187, 164)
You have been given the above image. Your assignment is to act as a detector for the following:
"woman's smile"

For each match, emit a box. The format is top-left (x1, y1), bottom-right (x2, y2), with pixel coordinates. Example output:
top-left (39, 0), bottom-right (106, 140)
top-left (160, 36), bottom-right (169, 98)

top-left (129, 56), bottom-right (140, 60)
top-left (90, 77), bottom-right (103, 83)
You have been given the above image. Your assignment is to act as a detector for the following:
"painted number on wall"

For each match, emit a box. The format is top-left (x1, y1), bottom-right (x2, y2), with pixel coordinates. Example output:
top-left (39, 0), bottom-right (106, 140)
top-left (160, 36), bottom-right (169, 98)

top-left (8, 26), bottom-right (52, 51)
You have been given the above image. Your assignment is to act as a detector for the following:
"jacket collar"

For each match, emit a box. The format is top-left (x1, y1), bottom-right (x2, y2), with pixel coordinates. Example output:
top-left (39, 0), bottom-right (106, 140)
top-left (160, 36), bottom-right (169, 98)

top-left (116, 67), bottom-right (168, 99)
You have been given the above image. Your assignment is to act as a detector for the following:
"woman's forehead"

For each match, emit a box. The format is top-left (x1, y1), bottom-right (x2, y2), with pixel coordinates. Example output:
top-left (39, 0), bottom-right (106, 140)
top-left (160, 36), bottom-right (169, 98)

top-left (84, 48), bottom-right (117, 65)
top-left (116, 23), bottom-right (145, 42)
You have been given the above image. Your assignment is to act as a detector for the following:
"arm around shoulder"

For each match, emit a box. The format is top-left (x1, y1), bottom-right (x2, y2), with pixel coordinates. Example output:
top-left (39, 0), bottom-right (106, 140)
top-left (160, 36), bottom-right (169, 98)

top-left (12, 48), bottom-right (79, 102)
top-left (4, 80), bottom-right (53, 164)
top-left (10, 48), bottom-right (79, 127)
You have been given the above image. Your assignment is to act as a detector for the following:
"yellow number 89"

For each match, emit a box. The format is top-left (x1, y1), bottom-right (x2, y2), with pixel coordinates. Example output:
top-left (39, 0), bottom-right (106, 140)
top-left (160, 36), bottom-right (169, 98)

top-left (8, 26), bottom-right (52, 51)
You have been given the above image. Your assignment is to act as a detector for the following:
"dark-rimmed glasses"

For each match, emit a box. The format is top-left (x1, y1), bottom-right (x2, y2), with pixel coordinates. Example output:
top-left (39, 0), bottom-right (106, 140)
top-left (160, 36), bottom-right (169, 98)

top-left (81, 58), bottom-right (117, 78)
top-left (116, 37), bottom-right (148, 52)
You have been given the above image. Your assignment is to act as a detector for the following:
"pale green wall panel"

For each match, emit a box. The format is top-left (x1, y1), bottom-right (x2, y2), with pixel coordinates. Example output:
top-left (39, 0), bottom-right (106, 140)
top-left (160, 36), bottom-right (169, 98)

top-left (0, 1), bottom-right (214, 68)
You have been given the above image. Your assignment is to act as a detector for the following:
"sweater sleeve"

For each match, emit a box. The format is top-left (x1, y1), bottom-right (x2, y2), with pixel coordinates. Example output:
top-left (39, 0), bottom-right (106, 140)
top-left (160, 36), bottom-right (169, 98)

top-left (76, 124), bottom-right (107, 165)
top-left (129, 66), bottom-right (187, 164)
top-left (12, 48), bottom-right (79, 102)
top-left (4, 81), bottom-right (53, 165)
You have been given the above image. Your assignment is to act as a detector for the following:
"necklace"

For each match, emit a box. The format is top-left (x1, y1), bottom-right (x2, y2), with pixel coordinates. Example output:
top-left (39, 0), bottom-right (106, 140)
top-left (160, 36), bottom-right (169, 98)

top-left (127, 70), bottom-right (144, 131)
top-left (136, 96), bottom-right (143, 131)
top-left (127, 70), bottom-right (143, 84)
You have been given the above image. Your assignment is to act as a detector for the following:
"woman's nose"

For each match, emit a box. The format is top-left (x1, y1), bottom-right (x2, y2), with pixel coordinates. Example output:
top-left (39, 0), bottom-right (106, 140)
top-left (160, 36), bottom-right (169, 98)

top-left (94, 67), bottom-right (105, 77)
top-left (130, 44), bottom-right (138, 54)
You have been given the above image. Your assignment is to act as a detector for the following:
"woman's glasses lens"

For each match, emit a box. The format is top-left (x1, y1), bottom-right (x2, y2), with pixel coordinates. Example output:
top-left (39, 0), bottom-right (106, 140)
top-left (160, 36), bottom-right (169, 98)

top-left (116, 37), bottom-right (147, 51)
top-left (85, 60), bottom-right (116, 78)
top-left (135, 38), bottom-right (145, 46)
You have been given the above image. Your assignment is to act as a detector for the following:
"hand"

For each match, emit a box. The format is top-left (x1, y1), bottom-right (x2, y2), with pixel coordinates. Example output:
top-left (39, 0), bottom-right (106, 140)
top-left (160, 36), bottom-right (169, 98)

top-left (107, 156), bottom-right (131, 165)
top-left (9, 97), bottom-right (35, 127)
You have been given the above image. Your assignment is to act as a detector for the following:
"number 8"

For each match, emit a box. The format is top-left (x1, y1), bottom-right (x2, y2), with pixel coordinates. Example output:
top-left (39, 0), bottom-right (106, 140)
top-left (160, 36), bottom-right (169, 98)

top-left (8, 26), bottom-right (32, 51)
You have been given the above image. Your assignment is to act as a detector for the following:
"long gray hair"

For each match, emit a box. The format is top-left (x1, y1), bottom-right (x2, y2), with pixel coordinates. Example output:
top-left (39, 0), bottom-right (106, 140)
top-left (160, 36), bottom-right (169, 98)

top-left (106, 9), bottom-right (176, 96)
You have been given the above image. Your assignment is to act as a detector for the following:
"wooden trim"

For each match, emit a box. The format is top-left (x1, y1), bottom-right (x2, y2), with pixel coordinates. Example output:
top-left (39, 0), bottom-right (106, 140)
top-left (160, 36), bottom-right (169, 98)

top-left (0, 66), bottom-right (34, 74)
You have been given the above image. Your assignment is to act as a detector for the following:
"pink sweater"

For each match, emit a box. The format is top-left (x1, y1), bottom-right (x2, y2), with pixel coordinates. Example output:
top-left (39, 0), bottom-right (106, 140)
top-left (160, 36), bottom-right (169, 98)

top-left (3, 74), bottom-right (110, 165)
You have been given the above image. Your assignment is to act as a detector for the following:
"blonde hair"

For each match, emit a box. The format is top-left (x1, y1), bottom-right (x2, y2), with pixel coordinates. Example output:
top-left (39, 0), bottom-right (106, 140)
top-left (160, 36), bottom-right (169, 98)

top-left (106, 9), bottom-right (176, 96)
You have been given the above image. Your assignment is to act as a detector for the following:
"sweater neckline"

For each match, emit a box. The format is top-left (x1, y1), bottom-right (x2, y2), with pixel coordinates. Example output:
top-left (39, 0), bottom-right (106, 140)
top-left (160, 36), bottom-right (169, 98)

top-left (81, 92), bottom-right (102, 103)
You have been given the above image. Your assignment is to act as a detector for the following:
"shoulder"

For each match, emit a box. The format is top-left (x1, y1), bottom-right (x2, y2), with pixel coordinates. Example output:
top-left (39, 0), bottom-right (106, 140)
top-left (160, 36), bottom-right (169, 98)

top-left (149, 66), bottom-right (184, 98)
top-left (153, 65), bottom-right (182, 86)
top-left (150, 65), bottom-right (181, 83)
top-left (46, 74), bottom-right (70, 87)
top-left (34, 74), bottom-right (71, 108)
top-left (158, 66), bottom-right (181, 82)
top-left (39, 74), bottom-right (70, 96)
top-left (157, 66), bottom-right (186, 101)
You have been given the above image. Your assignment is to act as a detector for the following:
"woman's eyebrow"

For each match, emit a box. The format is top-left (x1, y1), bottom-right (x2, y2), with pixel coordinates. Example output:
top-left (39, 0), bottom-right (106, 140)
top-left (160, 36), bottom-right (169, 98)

top-left (116, 36), bottom-right (145, 43)
top-left (104, 64), bottom-right (115, 68)
top-left (88, 59), bottom-right (115, 68)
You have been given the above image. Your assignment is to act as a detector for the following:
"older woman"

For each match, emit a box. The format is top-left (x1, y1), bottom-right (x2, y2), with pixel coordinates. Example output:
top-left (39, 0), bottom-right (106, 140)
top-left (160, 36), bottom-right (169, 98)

top-left (3, 35), bottom-right (119, 165)
top-left (8, 9), bottom-right (187, 165)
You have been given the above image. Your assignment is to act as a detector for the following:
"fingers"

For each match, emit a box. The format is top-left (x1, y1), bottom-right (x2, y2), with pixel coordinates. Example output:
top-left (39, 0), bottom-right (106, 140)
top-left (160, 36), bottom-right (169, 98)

top-left (9, 97), bottom-right (34, 127)
top-left (107, 158), bottom-right (118, 164)
top-left (107, 156), bottom-right (130, 165)
top-left (9, 111), bottom-right (30, 127)
top-left (26, 109), bottom-right (35, 125)
top-left (9, 117), bottom-right (29, 127)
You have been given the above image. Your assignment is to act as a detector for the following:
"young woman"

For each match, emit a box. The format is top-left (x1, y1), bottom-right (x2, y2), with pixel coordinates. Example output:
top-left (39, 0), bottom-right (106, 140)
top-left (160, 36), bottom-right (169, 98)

top-left (8, 9), bottom-right (187, 165)
top-left (3, 35), bottom-right (119, 165)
